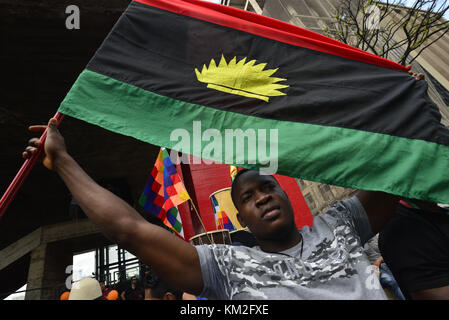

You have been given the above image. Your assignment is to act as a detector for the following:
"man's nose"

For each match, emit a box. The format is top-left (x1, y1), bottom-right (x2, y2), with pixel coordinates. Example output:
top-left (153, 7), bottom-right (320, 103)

top-left (255, 193), bottom-right (271, 207)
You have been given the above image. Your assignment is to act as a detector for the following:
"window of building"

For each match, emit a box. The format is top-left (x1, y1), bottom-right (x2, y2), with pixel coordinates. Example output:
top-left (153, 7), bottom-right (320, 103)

top-left (297, 178), bottom-right (306, 189)
top-left (304, 192), bottom-right (316, 210)
top-left (95, 244), bottom-right (140, 286)
top-left (72, 250), bottom-right (96, 282)
top-left (319, 184), bottom-right (332, 201)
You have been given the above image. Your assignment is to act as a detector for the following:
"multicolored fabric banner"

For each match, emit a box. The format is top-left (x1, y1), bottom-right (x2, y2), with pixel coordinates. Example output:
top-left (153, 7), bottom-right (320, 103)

top-left (139, 148), bottom-right (190, 237)
top-left (58, 0), bottom-right (449, 204)
top-left (211, 193), bottom-right (236, 231)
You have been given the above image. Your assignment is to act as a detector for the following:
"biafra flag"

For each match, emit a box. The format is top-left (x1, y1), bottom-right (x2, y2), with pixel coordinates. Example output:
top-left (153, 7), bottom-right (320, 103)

top-left (58, 0), bottom-right (449, 204)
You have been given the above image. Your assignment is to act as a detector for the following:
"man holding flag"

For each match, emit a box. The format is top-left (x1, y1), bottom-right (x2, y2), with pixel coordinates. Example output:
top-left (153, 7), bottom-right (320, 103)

top-left (18, 0), bottom-right (449, 300)
top-left (22, 76), bottom-right (438, 300)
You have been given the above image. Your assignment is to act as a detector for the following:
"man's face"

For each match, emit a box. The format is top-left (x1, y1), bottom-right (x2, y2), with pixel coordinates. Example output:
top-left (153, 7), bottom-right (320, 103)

top-left (233, 171), bottom-right (296, 241)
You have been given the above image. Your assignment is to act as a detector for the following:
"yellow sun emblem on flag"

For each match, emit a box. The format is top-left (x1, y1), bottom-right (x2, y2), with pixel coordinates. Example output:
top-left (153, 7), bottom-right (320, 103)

top-left (195, 55), bottom-right (289, 102)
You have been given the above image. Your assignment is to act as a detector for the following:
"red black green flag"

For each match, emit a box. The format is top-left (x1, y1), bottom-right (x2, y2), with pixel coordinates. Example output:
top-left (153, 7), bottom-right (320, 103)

top-left (58, 0), bottom-right (449, 204)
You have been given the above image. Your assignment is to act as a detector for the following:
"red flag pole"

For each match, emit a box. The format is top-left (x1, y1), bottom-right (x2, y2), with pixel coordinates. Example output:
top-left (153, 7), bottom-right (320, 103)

top-left (0, 112), bottom-right (65, 220)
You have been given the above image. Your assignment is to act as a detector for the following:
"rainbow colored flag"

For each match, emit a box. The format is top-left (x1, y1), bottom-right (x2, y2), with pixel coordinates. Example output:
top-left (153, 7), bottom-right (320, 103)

top-left (211, 193), bottom-right (235, 231)
top-left (139, 148), bottom-right (190, 238)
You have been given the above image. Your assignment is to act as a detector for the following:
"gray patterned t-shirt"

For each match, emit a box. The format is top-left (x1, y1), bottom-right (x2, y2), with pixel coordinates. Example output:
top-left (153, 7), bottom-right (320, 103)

top-left (196, 197), bottom-right (387, 300)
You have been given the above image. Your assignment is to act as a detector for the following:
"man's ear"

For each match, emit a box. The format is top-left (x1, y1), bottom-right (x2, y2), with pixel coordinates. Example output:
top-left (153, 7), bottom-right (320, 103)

top-left (236, 212), bottom-right (247, 228)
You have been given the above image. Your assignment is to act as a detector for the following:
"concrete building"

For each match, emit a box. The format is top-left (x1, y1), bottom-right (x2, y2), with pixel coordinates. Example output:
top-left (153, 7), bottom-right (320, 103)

top-left (218, 0), bottom-right (265, 14)
top-left (296, 179), bottom-right (357, 216)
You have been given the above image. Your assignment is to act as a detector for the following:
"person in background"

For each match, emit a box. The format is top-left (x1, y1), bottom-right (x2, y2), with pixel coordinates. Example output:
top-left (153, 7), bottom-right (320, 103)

top-left (69, 277), bottom-right (102, 300)
top-left (99, 280), bottom-right (111, 300)
top-left (379, 200), bottom-right (449, 300)
top-left (364, 234), bottom-right (405, 300)
top-left (120, 276), bottom-right (144, 300)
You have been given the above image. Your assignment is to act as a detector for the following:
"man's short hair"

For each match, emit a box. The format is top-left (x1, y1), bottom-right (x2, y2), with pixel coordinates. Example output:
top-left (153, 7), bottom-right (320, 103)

top-left (230, 169), bottom-right (279, 208)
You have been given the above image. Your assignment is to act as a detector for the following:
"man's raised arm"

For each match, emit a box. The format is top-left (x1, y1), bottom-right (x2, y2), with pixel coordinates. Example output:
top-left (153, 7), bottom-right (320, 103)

top-left (23, 118), bottom-right (204, 295)
top-left (355, 190), bottom-right (399, 235)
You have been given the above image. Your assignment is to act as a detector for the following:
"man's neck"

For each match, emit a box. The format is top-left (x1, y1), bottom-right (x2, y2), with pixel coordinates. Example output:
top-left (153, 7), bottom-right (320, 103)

top-left (258, 230), bottom-right (302, 253)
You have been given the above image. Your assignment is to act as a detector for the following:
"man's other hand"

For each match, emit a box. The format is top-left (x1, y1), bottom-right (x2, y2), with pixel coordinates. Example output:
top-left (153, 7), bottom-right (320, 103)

top-left (406, 64), bottom-right (425, 81)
